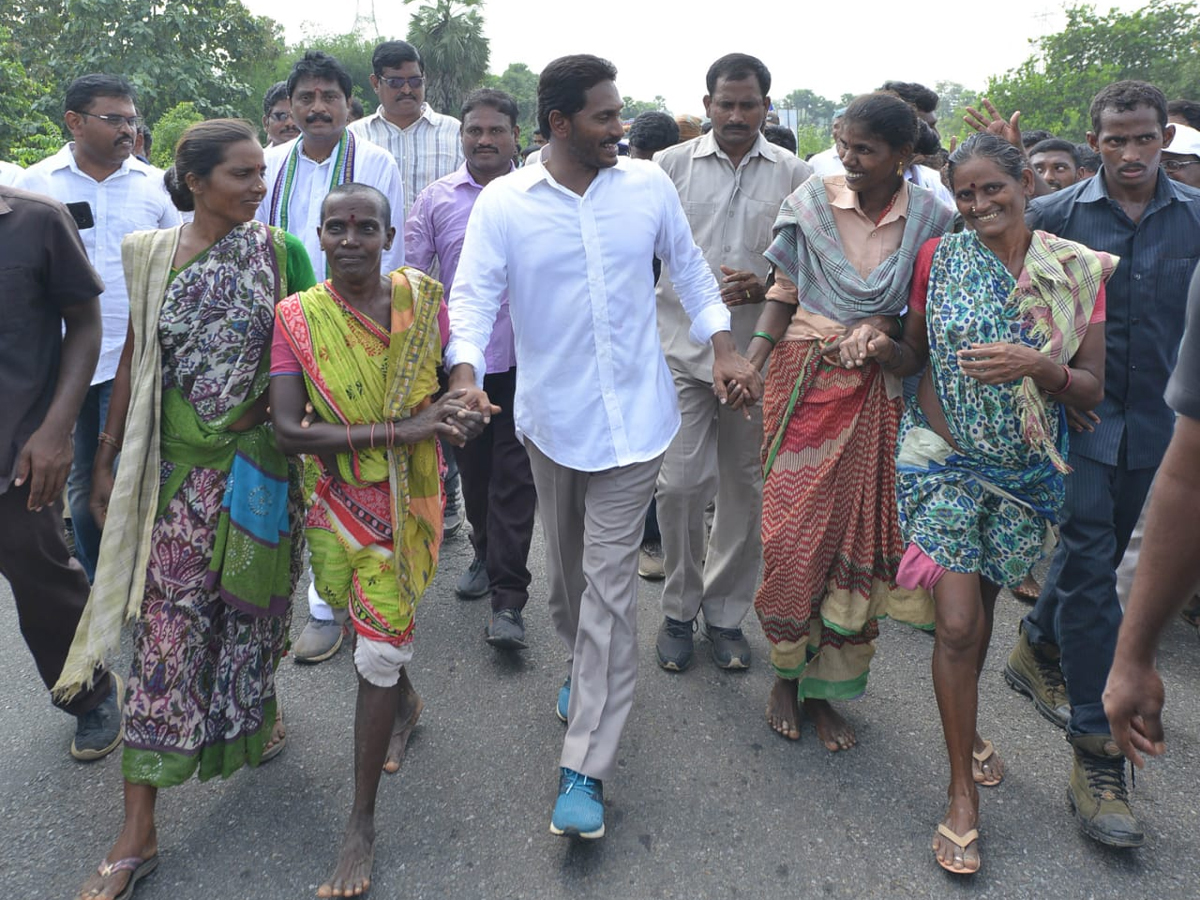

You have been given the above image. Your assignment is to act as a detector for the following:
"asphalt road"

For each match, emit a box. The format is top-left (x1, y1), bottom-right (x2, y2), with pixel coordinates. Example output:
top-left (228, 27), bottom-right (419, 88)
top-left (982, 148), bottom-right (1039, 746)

top-left (2, 526), bottom-right (1198, 899)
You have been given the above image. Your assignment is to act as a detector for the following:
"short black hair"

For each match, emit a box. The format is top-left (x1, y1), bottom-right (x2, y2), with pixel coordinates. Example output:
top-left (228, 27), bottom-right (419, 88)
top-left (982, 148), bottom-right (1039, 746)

top-left (287, 51), bottom-right (354, 102)
top-left (842, 92), bottom-right (919, 152)
top-left (319, 182), bottom-right (392, 228)
top-left (705, 53), bottom-right (770, 97)
top-left (1028, 138), bottom-right (1081, 167)
top-left (1020, 129), bottom-right (1055, 149)
top-left (349, 97), bottom-right (364, 119)
top-left (763, 124), bottom-right (797, 154)
top-left (879, 80), bottom-right (938, 114)
top-left (371, 40), bottom-right (423, 76)
top-left (461, 88), bottom-right (519, 129)
top-left (1090, 80), bottom-right (1168, 134)
top-left (1076, 143), bottom-right (1101, 173)
top-left (138, 124), bottom-right (153, 157)
top-left (263, 81), bottom-right (289, 118)
top-left (536, 54), bottom-right (617, 139)
top-left (64, 74), bottom-right (135, 115)
top-left (627, 110), bottom-right (680, 154)
top-left (1168, 99), bottom-right (1200, 130)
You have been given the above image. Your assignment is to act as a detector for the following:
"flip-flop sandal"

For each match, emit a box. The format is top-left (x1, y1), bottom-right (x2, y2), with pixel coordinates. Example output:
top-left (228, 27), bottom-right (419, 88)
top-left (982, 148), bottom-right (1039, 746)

top-left (934, 823), bottom-right (980, 875)
top-left (1011, 583), bottom-right (1040, 603)
top-left (261, 712), bottom-right (286, 763)
top-left (97, 853), bottom-right (158, 900)
top-left (972, 739), bottom-right (1003, 787)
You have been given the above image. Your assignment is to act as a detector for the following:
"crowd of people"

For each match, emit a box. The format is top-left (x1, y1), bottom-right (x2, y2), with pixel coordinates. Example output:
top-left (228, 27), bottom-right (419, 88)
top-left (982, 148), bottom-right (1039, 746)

top-left (2, 36), bottom-right (1200, 899)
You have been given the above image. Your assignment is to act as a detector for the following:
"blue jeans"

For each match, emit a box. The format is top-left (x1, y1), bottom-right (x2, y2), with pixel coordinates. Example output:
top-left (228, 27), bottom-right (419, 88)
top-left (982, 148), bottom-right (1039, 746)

top-left (1023, 445), bottom-right (1156, 736)
top-left (67, 380), bottom-right (113, 582)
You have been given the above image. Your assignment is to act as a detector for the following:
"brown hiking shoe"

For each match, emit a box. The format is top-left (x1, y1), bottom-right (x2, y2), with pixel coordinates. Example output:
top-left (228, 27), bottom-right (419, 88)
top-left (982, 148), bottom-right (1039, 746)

top-left (1067, 733), bottom-right (1145, 847)
top-left (1004, 623), bottom-right (1070, 729)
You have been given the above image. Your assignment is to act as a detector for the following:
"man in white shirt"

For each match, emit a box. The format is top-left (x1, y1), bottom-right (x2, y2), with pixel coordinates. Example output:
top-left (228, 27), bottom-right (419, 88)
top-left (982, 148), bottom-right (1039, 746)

top-left (17, 74), bottom-right (181, 582)
top-left (446, 55), bottom-right (762, 840)
top-left (257, 50), bottom-right (405, 662)
top-left (0, 160), bottom-right (23, 185)
top-left (349, 40), bottom-right (465, 218)
top-left (652, 54), bottom-right (812, 674)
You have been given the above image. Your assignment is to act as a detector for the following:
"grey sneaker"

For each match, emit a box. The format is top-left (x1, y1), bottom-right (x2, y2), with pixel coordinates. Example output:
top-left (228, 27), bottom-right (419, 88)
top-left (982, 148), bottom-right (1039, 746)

top-left (655, 616), bottom-right (695, 672)
top-left (456, 556), bottom-right (490, 599)
top-left (637, 541), bottom-right (664, 580)
top-left (443, 485), bottom-right (464, 539)
top-left (293, 615), bottom-right (345, 663)
top-left (71, 672), bottom-right (124, 761)
top-left (704, 622), bottom-right (751, 670)
top-left (486, 608), bottom-right (527, 650)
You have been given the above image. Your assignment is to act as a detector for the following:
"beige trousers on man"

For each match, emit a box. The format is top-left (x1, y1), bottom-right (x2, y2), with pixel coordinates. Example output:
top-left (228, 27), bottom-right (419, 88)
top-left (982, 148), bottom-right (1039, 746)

top-left (656, 372), bottom-right (763, 627)
top-left (526, 441), bottom-right (662, 782)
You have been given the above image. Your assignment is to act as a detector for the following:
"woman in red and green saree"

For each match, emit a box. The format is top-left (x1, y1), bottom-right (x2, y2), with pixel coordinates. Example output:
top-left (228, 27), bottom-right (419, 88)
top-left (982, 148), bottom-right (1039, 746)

top-left (270, 183), bottom-right (488, 898)
top-left (64, 119), bottom-right (315, 900)
top-left (745, 93), bottom-right (956, 751)
top-left (840, 133), bottom-right (1109, 873)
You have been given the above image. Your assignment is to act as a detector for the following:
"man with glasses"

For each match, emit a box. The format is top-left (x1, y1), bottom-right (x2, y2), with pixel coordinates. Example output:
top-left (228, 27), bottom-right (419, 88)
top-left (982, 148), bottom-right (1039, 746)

top-left (262, 80), bottom-right (301, 147)
top-left (17, 74), bottom-right (179, 584)
top-left (349, 40), bottom-right (464, 218)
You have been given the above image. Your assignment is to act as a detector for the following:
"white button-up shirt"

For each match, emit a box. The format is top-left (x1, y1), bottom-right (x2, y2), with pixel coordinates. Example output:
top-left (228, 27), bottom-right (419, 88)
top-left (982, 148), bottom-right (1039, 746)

top-left (446, 158), bottom-right (730, 472)
top-left (256, 133), bottom-right (405, 277)
top-left (349, 106), bottom-right (465, 217)
top-left (17, 144), bottom-right (180, 384)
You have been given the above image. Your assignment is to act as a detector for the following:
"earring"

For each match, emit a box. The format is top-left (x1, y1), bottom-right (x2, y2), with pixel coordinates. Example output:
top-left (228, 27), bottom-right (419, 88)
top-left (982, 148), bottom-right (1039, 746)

top-left (896, 161), bottom-right (905, 176)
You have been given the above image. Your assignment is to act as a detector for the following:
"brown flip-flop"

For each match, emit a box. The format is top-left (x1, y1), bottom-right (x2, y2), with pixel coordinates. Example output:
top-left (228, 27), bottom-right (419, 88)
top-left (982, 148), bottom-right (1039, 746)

top-left (972, 739), bottom-right (1003, 787)
top-left (934, 823), bottom-right (980, 875)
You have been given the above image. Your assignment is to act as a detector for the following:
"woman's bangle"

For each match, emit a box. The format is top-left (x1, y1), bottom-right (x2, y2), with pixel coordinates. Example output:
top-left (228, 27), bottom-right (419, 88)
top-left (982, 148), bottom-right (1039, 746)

top-left (98, 431), bottom-right (122, 451)
top-left (369, 422), bottom-right (376, 449)
top-left (1046, 364), bottom-right (1072, 395)
top-left (346, 422), bottom-right (354, 449)
top-left (752, 331), bottom-right (777, 347)
top-left (386, 421), bottom-right (396, 448)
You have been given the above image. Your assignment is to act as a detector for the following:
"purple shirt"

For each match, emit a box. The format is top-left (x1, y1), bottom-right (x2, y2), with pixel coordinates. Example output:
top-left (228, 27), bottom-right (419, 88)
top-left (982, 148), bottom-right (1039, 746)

top-left (405, 163), bottom-right (515, 373)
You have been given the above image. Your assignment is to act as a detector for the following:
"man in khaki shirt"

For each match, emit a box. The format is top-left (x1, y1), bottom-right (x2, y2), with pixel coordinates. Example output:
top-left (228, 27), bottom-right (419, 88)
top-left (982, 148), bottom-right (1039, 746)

top-left (653, 53), bottom-right (812, 671)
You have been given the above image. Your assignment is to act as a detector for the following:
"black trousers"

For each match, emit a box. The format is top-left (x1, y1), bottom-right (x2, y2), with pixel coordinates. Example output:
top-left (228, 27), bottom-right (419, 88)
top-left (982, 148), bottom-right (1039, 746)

top-left (453, 367), bottom-right (537, 612)
top-left (0, 481), bottom-right (113, 715)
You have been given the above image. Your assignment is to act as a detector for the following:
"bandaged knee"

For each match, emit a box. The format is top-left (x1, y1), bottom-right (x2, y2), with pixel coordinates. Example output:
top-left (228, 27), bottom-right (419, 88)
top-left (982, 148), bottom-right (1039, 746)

top-left (354, 638), bottom-right (413, 687)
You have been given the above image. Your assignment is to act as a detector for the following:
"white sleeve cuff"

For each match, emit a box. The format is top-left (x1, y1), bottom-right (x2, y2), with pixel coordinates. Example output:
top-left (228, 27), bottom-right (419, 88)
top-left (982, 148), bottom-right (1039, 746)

top-left (689, 304), bottom-right (732, 345)
top-left (444, 340), bottom-right (487, 389)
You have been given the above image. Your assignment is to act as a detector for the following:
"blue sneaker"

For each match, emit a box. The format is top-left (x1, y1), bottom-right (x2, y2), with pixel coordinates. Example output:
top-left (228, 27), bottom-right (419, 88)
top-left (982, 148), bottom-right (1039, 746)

top-left (556, 676), bottom-right (570, 723)
top-left (549, 767), bottom-right (605, 838)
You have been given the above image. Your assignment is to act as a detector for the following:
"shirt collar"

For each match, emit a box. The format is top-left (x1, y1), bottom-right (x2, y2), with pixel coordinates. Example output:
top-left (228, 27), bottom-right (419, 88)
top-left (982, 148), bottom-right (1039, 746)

top-left (453, 160), bottom-right (515, 189)
top-left (517, 157), bottom-right (624, 195)
top-left (828, 175), bottom-right (910, 223)
top-left (371, 104), bottom-right (436, 132)
top-left (1079, 166), bottom-right (1192, 213)
top-left (692, 130), bottom-right (772, 165)
top-left (50, 142), bottom-right (144, 180)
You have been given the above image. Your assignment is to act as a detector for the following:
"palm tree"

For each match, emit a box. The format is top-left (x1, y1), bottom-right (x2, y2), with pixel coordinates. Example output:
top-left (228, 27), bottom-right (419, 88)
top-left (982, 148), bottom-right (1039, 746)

top-left (406, 0), bottom-right (490, 115)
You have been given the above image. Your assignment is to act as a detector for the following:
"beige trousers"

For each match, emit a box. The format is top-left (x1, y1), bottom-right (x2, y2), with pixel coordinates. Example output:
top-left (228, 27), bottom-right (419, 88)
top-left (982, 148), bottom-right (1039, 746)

top-left (526, 441), bottom-right (662, 782)
top-left (655, 372), bottom-right (763, 627)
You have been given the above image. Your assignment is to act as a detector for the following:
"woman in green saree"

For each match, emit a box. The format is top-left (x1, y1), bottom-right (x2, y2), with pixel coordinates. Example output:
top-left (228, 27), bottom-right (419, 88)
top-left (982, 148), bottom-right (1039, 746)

top-left (67, 119), bottom-right (315, 900)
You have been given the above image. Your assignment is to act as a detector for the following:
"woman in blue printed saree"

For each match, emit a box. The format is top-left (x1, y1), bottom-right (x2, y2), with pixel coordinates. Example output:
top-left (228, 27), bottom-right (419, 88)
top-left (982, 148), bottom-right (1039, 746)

top-left (839, 134), bottom-right (1111, 875)
top-left (61, 120), bottom-right (315, 900)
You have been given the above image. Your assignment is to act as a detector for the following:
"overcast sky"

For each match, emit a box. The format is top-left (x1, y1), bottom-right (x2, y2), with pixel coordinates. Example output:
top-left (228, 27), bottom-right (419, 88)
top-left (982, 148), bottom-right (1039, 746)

top-left (243, 0), bottom-right (1140, 117)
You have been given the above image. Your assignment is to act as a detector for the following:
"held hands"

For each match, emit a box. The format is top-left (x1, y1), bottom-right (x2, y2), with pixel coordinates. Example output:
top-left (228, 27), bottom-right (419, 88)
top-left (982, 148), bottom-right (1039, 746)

top-left (963, 99), bottom-right (1024, 151)
top-left (712, 353), bottom-right (764, 418)
top-left (408, 389), bottom-right (491, 448)
top-left (719, 266), bottom-right (765, 307)
top-left (13, 425), bottom-right (73, 512)
top-left (956, 342), bottom-right (1042, 384)
top-left (824, 323), bottom-right (893, 369)
top-left (1103, 660), bottom-right (1167, 769)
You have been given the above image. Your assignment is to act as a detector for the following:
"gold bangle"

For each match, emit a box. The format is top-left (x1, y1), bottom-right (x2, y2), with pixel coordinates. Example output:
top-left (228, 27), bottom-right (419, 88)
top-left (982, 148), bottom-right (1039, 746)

top-left (98, 431), bottom-right (122, 450)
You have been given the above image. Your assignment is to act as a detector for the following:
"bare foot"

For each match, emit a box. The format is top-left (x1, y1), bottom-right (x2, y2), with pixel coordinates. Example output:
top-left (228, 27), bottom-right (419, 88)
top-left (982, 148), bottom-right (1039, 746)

top-left (972, 735), bottom-right (1004, 787)
top-left (317, 814), bottom-right (375, 898)
top-left (803, 698), bottom-right (856, 751)
top-left (262, 710), bottom-right (286, 761)
top-left (932, 793), bottom-right (980, 874)
top-left (76, 828), bottom-right (158, 900)
top-left (766, 677), bottom-right (800, 740)
top-left (382, 695), bottom-right (424, 774)
top-left (1012, 573), bottom-right (1040, 602)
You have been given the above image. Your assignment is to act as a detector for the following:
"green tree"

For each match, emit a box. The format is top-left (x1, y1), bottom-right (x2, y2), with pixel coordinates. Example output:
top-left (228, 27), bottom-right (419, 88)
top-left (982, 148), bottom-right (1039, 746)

top-left (483, 62), bottom-right (539, 143)
top-left (795, 124), bottom-right (829, 159)
top-left (1, 0), bottom-right (286, 125)
top-left (621, 96), bottom-right (669, 119)
top-left (934, 80), bottom-right (979, 144)
top-left (405, 0), bottom-right (490, 116)
top-left (984, 0), bottom-right (1200, 139)
top-left (779, 88), bottom-right (835, 127)
top-left (149, 101), bottom-right (205, 168)
top-left (0, 25), bottom-right (61, 165)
